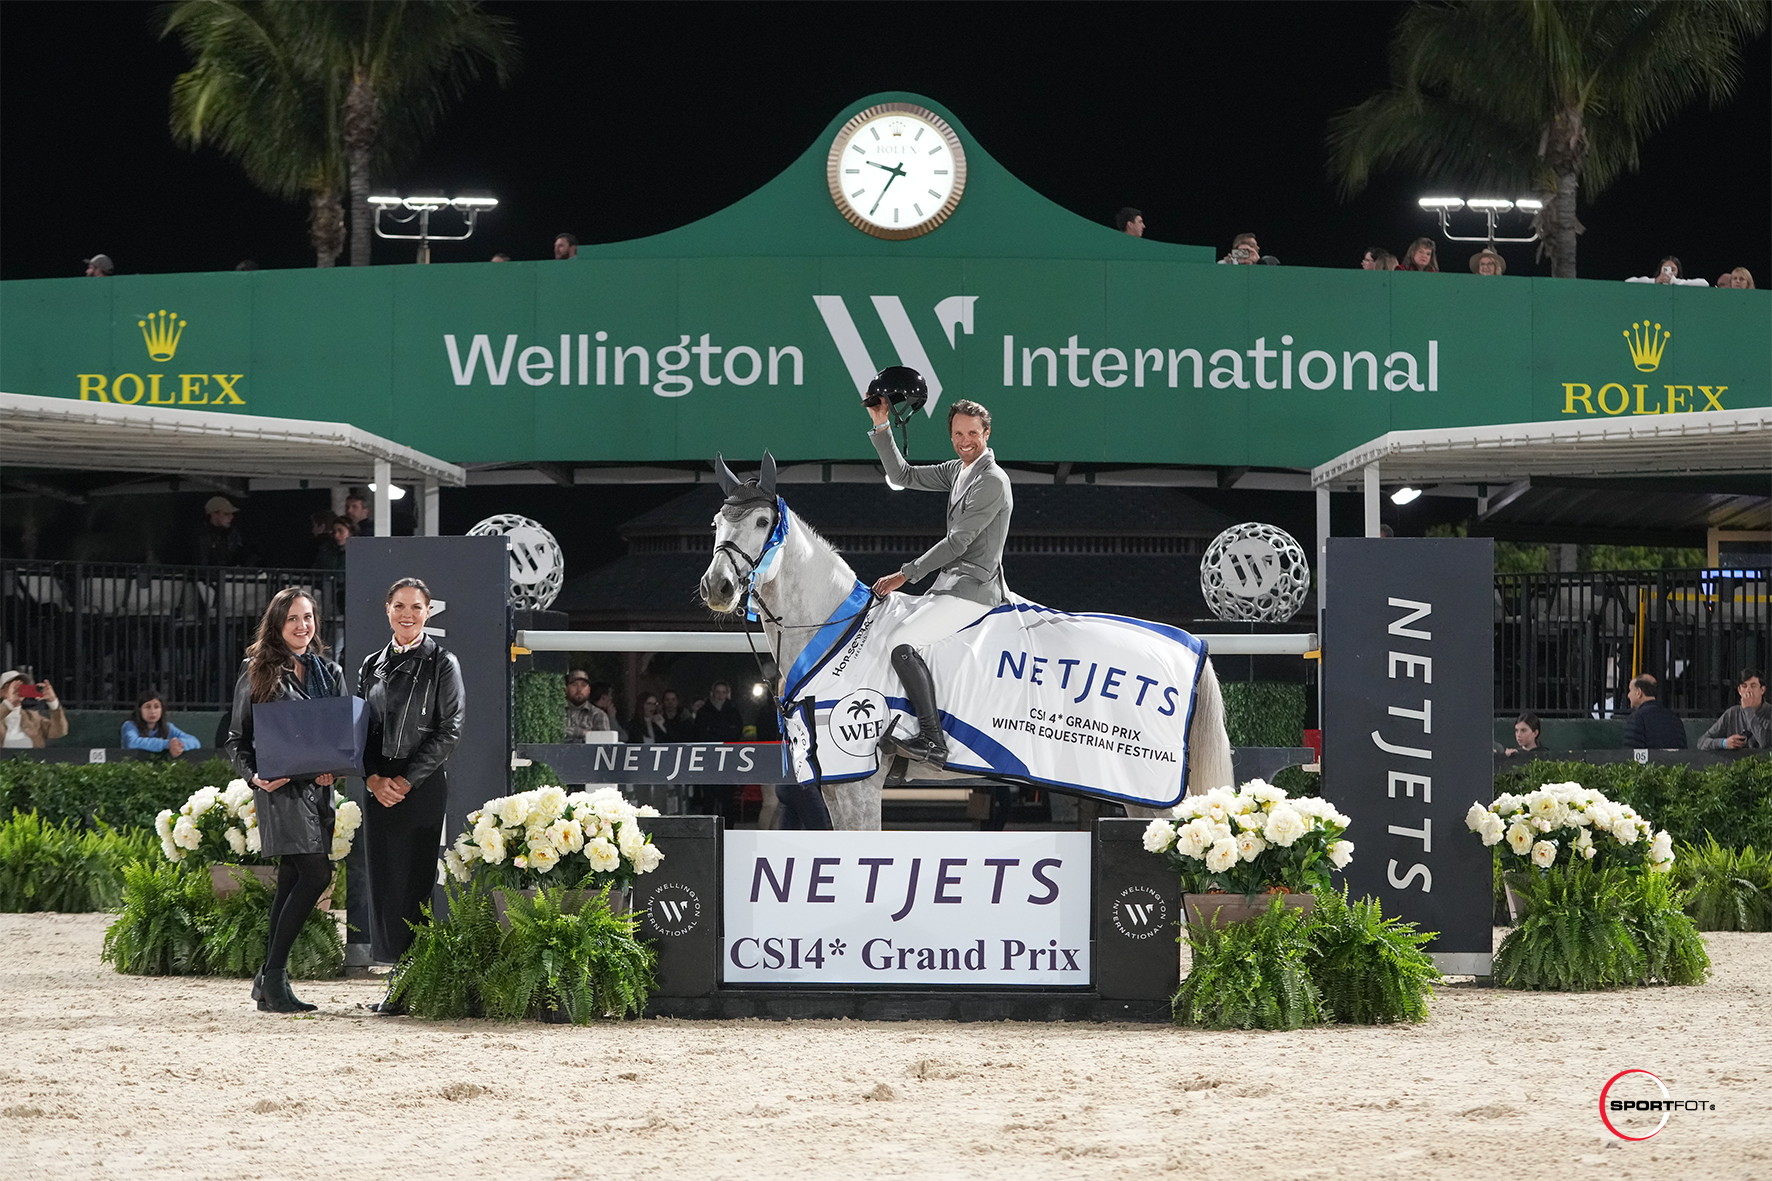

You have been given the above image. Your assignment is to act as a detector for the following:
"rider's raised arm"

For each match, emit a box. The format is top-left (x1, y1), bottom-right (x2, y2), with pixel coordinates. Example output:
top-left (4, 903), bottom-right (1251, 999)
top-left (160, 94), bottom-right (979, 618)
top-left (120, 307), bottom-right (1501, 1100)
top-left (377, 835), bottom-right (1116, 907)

top-left (868, 424), bottom-right (956, 492)
top-left (900, 468), bottom-right (1007, 585)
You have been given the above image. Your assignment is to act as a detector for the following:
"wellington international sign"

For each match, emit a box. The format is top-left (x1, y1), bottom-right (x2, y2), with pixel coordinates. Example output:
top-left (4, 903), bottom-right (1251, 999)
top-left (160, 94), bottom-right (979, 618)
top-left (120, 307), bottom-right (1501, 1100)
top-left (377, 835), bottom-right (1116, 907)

top-left (2, 93), bottom-right (1765, 471)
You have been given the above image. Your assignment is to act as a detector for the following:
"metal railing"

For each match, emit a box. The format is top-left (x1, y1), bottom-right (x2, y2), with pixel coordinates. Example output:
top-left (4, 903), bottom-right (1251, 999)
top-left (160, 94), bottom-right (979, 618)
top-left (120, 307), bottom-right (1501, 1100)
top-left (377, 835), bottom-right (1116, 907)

top-left (0, 560), bottom-right (345, 710)
top-left (1495, 568), bottom-right (1768, 719)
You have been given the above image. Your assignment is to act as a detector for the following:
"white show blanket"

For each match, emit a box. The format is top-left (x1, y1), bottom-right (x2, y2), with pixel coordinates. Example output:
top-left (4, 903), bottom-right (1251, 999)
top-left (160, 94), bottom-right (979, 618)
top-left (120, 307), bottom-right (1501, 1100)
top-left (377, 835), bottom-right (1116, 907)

top-left (781, 587), bottom-right (1206, 810)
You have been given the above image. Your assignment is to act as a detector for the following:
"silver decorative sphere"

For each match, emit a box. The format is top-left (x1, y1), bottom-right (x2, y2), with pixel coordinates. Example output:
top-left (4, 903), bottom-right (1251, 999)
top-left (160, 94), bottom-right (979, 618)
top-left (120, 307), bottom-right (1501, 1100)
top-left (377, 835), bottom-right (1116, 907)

top-left (1200, 523), bottom-right (1310, 622)
top-left (466, 514), bottom-right (564, 610)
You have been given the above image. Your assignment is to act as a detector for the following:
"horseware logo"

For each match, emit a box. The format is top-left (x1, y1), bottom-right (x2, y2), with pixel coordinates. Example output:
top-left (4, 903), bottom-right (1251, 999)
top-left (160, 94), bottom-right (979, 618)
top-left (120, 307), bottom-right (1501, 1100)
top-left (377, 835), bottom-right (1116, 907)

top-left (814, 294), bottom-right (976, 416)
top-left (139, 310), bottom-right (185, 362)
top-left (1623, 320), bottom-right (1670, 372)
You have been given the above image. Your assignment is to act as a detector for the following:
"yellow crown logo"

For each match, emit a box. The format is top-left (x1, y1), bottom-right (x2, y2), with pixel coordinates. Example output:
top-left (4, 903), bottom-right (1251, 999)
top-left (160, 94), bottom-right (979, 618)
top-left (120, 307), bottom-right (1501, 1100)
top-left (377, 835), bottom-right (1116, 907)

top-left (139, 310), bottom-right (186, 362)
top-left (1623, 320), bottom-right (1670, 372)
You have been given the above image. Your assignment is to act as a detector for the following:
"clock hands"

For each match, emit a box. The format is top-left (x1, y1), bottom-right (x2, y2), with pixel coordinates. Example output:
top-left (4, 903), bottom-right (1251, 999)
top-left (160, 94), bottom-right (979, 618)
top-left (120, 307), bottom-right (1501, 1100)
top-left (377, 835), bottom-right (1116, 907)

top-left (866, 160), bottom-right (906, 216)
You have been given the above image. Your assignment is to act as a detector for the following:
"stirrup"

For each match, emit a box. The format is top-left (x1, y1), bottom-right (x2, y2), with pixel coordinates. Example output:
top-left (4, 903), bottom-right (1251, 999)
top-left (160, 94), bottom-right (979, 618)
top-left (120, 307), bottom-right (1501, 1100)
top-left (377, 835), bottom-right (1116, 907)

top-left (878, 718), bottom-right (948, 767)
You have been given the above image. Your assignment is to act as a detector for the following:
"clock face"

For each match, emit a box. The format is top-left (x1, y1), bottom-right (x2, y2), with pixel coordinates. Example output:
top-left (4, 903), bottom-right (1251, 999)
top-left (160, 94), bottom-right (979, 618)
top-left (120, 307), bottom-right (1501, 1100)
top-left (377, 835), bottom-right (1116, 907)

top-left (826, 103), bottom-right (967, 240)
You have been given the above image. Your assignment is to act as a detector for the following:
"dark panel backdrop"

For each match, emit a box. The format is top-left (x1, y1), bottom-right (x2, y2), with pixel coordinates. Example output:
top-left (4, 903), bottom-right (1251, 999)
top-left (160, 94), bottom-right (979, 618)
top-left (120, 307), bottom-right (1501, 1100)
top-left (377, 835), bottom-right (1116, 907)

top-left (1322, 537), bottom-right (1495, 973)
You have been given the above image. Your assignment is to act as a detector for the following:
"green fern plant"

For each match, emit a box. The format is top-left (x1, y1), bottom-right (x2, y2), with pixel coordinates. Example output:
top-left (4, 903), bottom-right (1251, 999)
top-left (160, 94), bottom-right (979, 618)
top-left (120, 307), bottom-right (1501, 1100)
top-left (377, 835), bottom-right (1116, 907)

top-left (388, 879), bottom-right (503, 1019)
top-left (1619, 871), bottom-right (1710, 986)
top-left (481, 885), bottom-right (656, 1024)
top-left (0, 811), bottom-right (154, 913)
top-left (1494, 862), bottom-right (1647, 990)
top-left (1172, 896), bottom-right (1321, 1031)
top-left (1673, 838), bottom-right (1772, 932)
top-left (1304, 886), bottom-right (1438, 1024)
top-left (202, 870), bottom-right (343, 980)
top-left (101, 860), bottom-right (214, 975)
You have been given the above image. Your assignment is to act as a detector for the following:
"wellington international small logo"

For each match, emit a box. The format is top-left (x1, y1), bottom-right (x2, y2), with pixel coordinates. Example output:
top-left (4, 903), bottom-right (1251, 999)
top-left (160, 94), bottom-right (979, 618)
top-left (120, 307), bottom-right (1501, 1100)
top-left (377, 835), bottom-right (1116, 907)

top-left (139, 309), bottom-right (186, 362)
top-left (1599, 1068), bottom-right (1715, 1140)
top-left (1623, 320), bottom-right (1670, 372)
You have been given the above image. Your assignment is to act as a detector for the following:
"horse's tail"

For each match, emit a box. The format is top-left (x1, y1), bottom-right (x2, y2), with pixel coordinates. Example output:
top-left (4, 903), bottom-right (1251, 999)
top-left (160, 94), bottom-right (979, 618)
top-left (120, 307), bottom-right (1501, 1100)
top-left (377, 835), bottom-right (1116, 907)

top-left (1185, 657), bottom-right (1234, 798)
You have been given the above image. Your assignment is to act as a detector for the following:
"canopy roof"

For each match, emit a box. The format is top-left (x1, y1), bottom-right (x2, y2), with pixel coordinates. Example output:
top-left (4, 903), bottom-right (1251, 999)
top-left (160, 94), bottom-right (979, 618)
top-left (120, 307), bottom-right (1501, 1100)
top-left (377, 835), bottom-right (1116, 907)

top-left (0, 392), bottom-right (464, 486)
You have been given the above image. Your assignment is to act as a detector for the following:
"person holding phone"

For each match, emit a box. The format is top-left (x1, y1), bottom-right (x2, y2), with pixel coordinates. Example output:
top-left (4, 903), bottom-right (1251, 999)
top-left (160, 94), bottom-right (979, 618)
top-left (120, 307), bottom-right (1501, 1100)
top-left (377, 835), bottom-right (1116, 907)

top-left (1698, 670), bottom-right (1770, 751)
top-left (1626, 255), bottom-right (1709, 286)
top-left (121, 689), bottom-right (202, 756)
top-left (358, 578), bottom-right (464, 1011)
top-left (1219, 232), bottom-right (1262, 265)
top-left (224, 586), bottom-right (343, 1014)
top-left (0, 670), bottom-right (67, 748)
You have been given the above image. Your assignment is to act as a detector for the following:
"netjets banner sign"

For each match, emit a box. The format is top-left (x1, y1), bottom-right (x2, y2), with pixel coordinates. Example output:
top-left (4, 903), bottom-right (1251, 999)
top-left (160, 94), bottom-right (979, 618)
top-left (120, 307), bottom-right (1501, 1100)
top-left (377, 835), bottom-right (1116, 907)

top-left (3, 261), bottom-right (1763, 469)
top-left (723, 830), bottom-right (1091, 986)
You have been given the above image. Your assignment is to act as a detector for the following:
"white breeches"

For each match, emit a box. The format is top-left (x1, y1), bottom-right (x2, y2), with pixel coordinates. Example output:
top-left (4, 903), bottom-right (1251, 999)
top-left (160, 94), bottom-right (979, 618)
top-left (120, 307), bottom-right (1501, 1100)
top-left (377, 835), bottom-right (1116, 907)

top-left (885, 592), bottom-right (991, 652)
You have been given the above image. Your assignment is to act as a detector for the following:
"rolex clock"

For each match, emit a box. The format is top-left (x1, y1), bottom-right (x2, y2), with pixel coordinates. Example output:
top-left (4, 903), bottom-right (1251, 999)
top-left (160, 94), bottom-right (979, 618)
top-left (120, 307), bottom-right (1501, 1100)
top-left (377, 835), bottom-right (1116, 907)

top-left (826, 103), bottom-right (968, 240)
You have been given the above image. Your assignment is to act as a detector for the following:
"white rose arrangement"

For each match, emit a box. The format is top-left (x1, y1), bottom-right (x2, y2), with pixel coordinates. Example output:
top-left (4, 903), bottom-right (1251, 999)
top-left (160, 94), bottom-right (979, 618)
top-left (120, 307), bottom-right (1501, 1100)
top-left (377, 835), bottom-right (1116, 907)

top-left (1464, 782), bottom-right (1674, 875)
top-left (156, 779), bottom-right (361, 866)
top-left (1142, 780), bottom-right (1353, 895)
top-left (445, 786), bottom-right (664, 890)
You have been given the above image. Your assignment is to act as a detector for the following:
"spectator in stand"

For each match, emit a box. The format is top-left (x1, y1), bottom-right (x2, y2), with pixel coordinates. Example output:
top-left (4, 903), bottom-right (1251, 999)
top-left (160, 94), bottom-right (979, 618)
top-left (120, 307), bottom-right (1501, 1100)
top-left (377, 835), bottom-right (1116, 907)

top-left (312, 516), bottom-right (352, 571)
top-left (344, 491), bottom-right (372, 536)
top-left (659, 689), bottom-right (695, 741)
top-left (1115, 207), bottom-right (1146, 237)
top-left (0, 670), bottom-right (66, 748)
top-left (83, 253), bottom-right (115, 277)
top-left (1697, 669), bottom-right (1770, 751)
top-left (1503, 712), bottom-right (1549, 757)
top-left (563, 670), bottom-right (619, 741)
top-left (1621, 674), bottom-right (1687, 749)
top-left (1371, 249), bottom-right (1400, 271)
top-left (628, 693), bottom-right (670, 743)
top-left (235, 259), bottom-right (259, 271)
top-left (490, 252), bottom-right (511, 262)
top-left (1625, 256), bottom-right (1708, 286)
top-left (1730, 267), bottom-right (1755, 289)
top-left (309, 509), bottom-right (335, 542)
top-left (1219, 233), bottom-right (1261, 265)
top-left (554, 233), bottom-right (579, 260)
top-left (694, 680), bottom-right (744, 742)
top-left (121, 689), bottom-right (202, 756)
top-left (1401, 237), bottom-right (1440, 272)
top-left (195, 496), bottom-right (257, 566)
top-left (1469, 248), bottom-right (1506, 276)
top-left (1359, 247), bottom-right (1384, 269)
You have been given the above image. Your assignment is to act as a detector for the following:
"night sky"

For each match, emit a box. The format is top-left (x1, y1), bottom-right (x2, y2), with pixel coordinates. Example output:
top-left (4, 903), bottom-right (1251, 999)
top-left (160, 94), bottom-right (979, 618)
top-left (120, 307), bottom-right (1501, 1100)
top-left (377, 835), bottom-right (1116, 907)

top-left (3, 2), bottom-right (1767, 283)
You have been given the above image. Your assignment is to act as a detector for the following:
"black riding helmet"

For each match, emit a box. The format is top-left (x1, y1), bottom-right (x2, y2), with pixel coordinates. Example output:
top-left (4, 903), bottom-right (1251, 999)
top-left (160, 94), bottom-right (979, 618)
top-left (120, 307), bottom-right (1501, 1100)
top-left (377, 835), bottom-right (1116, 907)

top-left (864, 365), bottom-right (928, 412)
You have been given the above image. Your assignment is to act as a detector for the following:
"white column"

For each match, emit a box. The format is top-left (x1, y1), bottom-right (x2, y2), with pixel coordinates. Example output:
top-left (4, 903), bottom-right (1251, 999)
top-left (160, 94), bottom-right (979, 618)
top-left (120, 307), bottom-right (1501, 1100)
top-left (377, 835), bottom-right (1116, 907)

top-left (330, 485), bottom-right (347, 516)
top-left (1315, 484), bottom-right (1331, 611)
top-left (422, 478), bottom-right (440, 537)
top-left (373, 459), bottom-right (392, 538)
top-left (1363, 462), bottom-right (1382, 538)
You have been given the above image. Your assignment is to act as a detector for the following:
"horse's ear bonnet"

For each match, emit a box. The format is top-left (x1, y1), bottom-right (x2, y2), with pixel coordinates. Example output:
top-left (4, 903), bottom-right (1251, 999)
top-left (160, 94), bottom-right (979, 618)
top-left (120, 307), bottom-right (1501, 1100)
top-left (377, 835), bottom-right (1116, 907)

top-left (759, 451), bottom-right (777, 498)
top-left (713, 453), bottom-right (741, 497)
top-left (712, 452), bottom-right (776, 507)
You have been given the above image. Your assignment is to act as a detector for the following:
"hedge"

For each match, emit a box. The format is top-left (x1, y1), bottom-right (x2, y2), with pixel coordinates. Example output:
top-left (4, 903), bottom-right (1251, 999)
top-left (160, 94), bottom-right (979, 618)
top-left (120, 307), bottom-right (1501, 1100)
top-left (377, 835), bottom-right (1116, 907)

top-left (1219, 681), bottom-right (1306, 749)
top-left (1494, 756), bottom-right (1772, 852)
top-left (0, 756), bottom-right (240, 832)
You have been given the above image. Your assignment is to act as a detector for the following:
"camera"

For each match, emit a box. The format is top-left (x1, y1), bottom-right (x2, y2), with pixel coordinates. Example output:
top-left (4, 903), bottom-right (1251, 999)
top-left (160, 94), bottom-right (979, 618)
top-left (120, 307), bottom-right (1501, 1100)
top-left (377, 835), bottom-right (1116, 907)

top-left (1233, 246), bottom-right (1253, 262)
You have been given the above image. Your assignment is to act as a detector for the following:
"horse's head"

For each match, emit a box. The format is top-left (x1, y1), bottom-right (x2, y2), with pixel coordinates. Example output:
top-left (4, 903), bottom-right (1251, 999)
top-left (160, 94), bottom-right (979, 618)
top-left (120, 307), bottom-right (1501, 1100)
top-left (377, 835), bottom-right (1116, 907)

top-left (699, 451), bottom-right (779, 614)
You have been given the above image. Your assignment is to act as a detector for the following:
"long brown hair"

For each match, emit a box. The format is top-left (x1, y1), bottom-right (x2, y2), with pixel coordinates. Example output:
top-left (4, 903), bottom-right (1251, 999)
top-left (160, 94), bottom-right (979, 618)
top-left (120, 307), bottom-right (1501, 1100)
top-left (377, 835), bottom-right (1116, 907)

top-left (1404, 237), bottom-right (1439, 272)
top-left (246, 586), bottom-right (325, 703)
top-left (130, 688), bottom-right (169, 739)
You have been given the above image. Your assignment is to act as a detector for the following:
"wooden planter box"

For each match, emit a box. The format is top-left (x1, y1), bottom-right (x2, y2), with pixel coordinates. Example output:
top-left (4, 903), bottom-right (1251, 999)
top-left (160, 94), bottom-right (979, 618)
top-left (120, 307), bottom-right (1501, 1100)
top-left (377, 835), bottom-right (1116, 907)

top-left (209, 863), bottom-right (335, 912)
top-left (1184, 891), bottom-right (1315, 928)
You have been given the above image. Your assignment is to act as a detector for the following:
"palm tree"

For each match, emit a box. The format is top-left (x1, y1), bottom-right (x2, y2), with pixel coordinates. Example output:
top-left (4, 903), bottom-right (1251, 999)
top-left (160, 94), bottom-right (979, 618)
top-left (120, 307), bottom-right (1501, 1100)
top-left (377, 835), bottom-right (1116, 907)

top-left (163, 2), bottom-right (348, 266)
top-left (1327, 1), bottom-right (1767, 278)
top-left (312, 2), bottom-right (520, 266)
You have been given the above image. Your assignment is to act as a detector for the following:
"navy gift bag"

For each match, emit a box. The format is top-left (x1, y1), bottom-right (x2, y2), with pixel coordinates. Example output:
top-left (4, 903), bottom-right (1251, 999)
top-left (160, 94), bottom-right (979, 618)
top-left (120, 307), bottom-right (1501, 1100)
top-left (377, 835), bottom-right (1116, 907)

top-left (252, 695), bottom-right (369, 779)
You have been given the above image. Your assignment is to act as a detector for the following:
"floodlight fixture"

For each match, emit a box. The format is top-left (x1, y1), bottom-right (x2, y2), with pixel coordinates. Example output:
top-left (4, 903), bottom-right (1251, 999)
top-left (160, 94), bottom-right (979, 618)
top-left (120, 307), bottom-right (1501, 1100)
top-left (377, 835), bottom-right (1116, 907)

top-left (751, 682), bottom-right (766, 699)
top-left (369, 192), bottom-right (499, 263)
top-left (1390, 486), bottom-right (1423, 506)
top-left (1418, 192), bottom-right (1539, 248)
top-left (1514, 197), bottom-right (1544, 211)
top-left (1417, 197), bottom-right (1465, 210)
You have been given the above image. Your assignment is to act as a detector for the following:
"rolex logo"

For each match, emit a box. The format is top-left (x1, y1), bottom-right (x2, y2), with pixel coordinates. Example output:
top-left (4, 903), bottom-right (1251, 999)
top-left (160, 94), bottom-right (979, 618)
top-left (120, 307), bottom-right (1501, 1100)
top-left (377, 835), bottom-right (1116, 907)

top-left (1623, 320), bottom-right (1670, 372)
top-left (139, 310), bottom-right (186, 362)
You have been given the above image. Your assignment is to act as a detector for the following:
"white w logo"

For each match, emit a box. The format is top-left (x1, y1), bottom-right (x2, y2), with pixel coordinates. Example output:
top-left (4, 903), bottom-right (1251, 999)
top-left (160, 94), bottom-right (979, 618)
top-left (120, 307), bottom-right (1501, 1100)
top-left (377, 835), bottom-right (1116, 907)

top-left (655, 899), bottom-right (690, 924)
top-left (1123, 903), bottom-right (1154, 927)
top-left (813, 295), bottom-right (976, 417)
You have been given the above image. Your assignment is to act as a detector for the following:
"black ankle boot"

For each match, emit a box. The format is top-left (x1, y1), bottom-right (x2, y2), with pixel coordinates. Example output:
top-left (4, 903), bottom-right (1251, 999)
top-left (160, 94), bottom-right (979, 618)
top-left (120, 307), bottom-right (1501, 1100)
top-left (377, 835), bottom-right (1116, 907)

top-left (257, 969), bottom-right (317, 1014)
top-left (884, 644), bottom-right (949, 765)
top-left (251, 970), bottom-right (264, 1001)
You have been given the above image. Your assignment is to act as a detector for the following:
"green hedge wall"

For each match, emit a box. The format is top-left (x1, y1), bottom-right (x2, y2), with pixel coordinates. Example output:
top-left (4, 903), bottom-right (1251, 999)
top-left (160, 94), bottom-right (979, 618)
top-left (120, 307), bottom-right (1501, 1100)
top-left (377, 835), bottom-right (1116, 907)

top-left (1494, 757), bottom-right (1772, 851)
top-left (513, 670), bottom-right (564, 791)
top-left (1219, 682), bottom-right (1306, 749)
top-left (0, 756), bottom-right (239, 832)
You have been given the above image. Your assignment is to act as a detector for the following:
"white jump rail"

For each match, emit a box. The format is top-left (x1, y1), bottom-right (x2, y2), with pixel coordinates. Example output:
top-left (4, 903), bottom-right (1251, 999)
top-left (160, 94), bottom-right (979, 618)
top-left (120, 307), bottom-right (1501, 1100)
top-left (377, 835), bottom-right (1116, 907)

top-left (515, 630), bottom-right (1318, 656)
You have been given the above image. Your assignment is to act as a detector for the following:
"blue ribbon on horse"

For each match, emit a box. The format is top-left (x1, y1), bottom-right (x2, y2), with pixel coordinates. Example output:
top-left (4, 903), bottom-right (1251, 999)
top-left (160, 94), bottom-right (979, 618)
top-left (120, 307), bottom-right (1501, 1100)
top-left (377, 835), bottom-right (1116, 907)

top-left (780, 579), bottom-right (875, 702)
top-left (745, 497), bottom-right (792, 622)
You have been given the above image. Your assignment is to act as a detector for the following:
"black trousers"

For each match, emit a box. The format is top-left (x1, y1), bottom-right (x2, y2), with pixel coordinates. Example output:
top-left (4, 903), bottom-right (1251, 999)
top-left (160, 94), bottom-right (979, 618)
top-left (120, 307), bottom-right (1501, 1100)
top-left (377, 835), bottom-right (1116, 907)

top-left (363, 767), bottom-right (447, 963)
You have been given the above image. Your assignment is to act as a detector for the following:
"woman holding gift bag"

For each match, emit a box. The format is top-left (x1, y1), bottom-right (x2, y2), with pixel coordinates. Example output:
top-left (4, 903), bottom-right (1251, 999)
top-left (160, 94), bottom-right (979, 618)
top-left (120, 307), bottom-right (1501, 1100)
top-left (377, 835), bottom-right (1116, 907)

top-left (225, 586), bottom-right (345, 1014)
top-left (357, 577), bottom-right (465, 1012)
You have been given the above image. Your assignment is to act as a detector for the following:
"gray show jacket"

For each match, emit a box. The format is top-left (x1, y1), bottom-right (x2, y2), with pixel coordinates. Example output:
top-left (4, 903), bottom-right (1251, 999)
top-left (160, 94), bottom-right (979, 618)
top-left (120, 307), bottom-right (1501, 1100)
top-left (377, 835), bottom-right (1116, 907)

top-left (870, 427), bottom-right (1013, 607)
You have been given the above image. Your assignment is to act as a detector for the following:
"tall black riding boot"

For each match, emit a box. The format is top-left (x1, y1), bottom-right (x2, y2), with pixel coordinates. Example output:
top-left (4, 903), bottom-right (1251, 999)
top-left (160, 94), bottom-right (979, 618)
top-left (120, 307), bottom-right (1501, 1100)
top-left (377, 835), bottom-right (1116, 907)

top-left (882, 644), bottom-right (949, 766)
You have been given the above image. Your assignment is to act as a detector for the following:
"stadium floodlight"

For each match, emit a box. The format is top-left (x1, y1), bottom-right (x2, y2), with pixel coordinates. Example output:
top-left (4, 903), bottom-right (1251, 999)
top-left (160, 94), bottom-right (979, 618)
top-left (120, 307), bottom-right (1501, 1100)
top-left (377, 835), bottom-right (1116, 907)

top-left (1417, 192), bottom-right (1539, 248)
top-left (1391, 486), bottom-right (1423, 506)
top-left (369, 192), bottom-right (498, 263)
top-left (367, 481), bottom-right (408, 500)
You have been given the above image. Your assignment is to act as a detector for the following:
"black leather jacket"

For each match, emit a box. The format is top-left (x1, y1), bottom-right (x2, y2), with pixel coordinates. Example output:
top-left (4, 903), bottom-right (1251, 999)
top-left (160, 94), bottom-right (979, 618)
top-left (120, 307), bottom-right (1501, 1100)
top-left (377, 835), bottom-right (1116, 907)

top-left (357, 636), bottom-right (465, 785)
top-left (225, 653), bottom-right (348, 783)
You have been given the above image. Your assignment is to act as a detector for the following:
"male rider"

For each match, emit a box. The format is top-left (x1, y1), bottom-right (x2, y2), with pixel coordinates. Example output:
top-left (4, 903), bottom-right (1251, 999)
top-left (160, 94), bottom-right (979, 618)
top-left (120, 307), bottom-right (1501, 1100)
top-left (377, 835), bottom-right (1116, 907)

top-left (864, 368), bottom-right (1014, 764)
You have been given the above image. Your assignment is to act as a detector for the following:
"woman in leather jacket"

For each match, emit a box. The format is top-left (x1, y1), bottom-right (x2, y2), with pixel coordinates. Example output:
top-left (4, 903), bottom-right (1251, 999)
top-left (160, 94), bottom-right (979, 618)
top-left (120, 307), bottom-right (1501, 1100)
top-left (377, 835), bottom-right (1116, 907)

top-left (225, 586), bottom-right (344, 1014)
top-left (358, 577), bottom-right (464, 1007)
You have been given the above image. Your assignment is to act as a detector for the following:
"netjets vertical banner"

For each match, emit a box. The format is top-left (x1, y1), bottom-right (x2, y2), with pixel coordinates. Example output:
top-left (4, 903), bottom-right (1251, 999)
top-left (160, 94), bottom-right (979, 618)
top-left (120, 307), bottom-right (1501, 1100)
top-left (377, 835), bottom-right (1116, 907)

top-left (1322, 538), bottom-right (1494, 974)
top-left (723, 831), bottom-right (1091, 986)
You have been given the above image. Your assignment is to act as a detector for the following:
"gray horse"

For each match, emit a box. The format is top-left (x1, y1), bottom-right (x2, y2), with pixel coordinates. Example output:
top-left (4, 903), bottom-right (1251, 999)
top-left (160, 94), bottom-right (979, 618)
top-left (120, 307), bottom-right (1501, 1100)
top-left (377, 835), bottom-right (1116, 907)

top-left (698, 454), bottom-right (1233, 829)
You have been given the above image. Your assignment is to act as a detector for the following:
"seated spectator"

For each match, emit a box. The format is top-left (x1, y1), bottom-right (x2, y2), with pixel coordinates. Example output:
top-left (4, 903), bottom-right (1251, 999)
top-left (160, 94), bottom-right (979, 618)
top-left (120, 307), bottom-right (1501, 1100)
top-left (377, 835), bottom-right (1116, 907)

top-left (628, 693), bottom-right (670, 743)
top-left (490, 252), bottom-right (511, 262)
top-left (1115, 207), bottom-right (1145, 237)
top-left (1621, 674), bottom-right (1687, 749)
top-left (1359, 247), bottom-right (1385, 270)
top-left (122, 689), bottom-right (202, 756)
top-left (1729, 267), bottom-right (1755, 289)
top-left (309, 509), bottom-right (335, 541)
top-left (195, 496), bottom-right (257, 566)
top-left (1716, 271), bottom-right (1736, 289)
top-left (344, 490), bottom-right (372, 535)
top-left (659, 689), bottom-right (695, 741)
top-left (1372, 249), bottom-right (1399, 271)
top-left (1218, 233), bottom-right (1261, 265)
top-left (1504, 712), bottom-right (1549, 756)
top-left (694, 680), bottom-right (744, 742)
top-left (0, 670), bottom-right (66, 748)
top-left (1697, 669), bottom-right (1770, 751)
top-left (1469, 248), bottom-right (1506, 276)
top-left (1401, 237), bottom-right (1439, 272)
top-left (554, 233), bottom-right (579, 260)
top-left (563, 670), bottom-right (620, 740)
top-left (83, 253), bottom-right (115, 277)
top-left (1625, 256), bottom-right (1708, 286)
top-left (312, 516), bottom-right (352, 571)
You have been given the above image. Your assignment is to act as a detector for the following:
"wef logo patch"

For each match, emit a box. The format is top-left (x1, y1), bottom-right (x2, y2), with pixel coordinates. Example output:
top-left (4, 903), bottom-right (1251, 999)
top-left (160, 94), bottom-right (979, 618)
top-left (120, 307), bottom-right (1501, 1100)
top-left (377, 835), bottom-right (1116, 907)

top-left (646, 882), bottom-right (702, 937)
top-left (1111, 885), bottom-right (1170, 941)
top-left (829, 689), bottom-right (892, 757)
